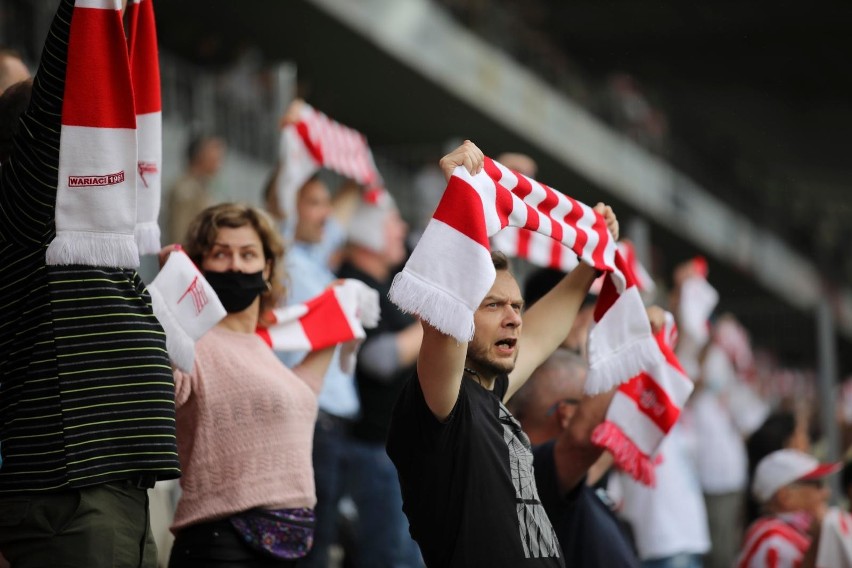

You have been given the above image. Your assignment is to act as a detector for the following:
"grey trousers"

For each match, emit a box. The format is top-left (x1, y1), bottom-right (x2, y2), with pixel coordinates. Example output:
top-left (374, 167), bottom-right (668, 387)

top-left (703, 490), bottom-right (744, 568)
top-left (0, 482), bottom-right (157, 568)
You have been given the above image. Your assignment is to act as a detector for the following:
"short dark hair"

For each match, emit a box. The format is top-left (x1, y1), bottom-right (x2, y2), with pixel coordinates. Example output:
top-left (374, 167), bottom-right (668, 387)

top-left (185, 134), bottom-right (221, 165)
top-left (842, 459), bottom-right (852, 494)
top-left (491, 250), bottom-right (509, 271)
top-left (523, 267), bottom-right (565, 307)
top-left (0, 78), bottom-right (32, 166)
top-left (0, 48), bottom-right (23, 59)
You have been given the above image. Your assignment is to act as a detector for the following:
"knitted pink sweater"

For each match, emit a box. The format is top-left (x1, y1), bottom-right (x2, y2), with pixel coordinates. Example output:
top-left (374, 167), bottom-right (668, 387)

top-left (171, 326), bottom-right (320, 531)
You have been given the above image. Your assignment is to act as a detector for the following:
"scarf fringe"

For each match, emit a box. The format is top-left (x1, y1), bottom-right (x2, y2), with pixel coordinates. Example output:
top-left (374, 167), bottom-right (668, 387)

top-left (389, 268), bottom-right (475, 343)
top-left (135, 222), bottom-right (161, 256)
top-left (148, 284), bottom-right (195, 373)
top-left (591, 421), bottom-right (656, 486)
top-left (46, 232), bottom-right (140, 268)
top-left (585, 333), bottom-right (661, 395)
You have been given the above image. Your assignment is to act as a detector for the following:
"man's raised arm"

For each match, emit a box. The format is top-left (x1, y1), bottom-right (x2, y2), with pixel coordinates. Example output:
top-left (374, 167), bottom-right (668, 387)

top-left (416, 141), bottom-right (484, 421)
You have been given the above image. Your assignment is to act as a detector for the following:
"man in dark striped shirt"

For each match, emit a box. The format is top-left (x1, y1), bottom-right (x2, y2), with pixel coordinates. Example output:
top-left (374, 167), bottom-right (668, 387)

top-left (0, 1), bottom-right (179, 566)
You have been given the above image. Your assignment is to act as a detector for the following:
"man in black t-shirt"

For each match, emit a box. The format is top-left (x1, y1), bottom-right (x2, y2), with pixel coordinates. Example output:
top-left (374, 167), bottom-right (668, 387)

top-left (386, 141), bottom-right (619, 567)
top-left (508, 349), bottom-right (641, 567)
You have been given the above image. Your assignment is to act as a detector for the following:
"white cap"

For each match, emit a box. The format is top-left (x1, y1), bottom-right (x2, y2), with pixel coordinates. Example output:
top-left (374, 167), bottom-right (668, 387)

top-left (347, 191), bottom-right (397, 253)
top-left (752, 449), bottom-right (840, 503)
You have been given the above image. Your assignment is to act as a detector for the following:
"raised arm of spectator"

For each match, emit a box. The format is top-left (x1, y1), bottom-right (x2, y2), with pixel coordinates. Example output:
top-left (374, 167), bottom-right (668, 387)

top-left (417, 140), bottom-right (485, 421)
top-left (0, 0), bottom-right (76, 244)
top-left (293, 346), bottom-right (337, 395)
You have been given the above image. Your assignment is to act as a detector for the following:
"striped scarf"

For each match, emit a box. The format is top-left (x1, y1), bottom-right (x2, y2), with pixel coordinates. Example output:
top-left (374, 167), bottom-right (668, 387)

top-left (148, 250), bottom-right (226, 373)
top-left (277, 102), bottom-right (384, 230)
top-left (491, 229), bottom-right (656, 294)
top-left (47, 0), bottom-right (162, 267)
top-left (389, 156), bottom-right (693, 484)
top-left (126, 0), bottom-right (162, 255)
top-left (257, 279), bottom-right (381, 373)
top-left (257, 279), bottom-right (380, 352)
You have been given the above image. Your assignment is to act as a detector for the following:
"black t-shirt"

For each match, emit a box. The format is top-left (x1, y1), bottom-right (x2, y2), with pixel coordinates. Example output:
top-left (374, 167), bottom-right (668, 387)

top-left (387, 373), bottom-right (564, 568)
top-left (533, 441), bottom-right (639, 567)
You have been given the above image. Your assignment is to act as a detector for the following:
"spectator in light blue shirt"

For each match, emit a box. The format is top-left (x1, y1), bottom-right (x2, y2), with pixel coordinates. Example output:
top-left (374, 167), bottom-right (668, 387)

top-left (267, 171), bottom-right (363, 568)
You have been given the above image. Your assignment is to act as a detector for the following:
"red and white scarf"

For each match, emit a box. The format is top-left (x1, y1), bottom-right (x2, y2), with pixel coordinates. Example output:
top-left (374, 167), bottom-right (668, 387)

top-left (491, 227), bottom-right (581, 273)
top-left (591, 311), bottom-right (694, 485)
top-left (277, 103), bottom-right (384, 226)
top-left (48, 0), bottom-right (163, 266)
top-left (148, 250), bottom-right (226, 373)
top-left (617, 239), bottom-right (655, 294)
top-left (492, 229), bottom-right (656, 294)
top-left (816, 508), bottom-right (852, 568)
top-left (257, 278), bottom-right (380, 354)
top-left (48, 0), bottom-right (140, 267)
top-left (389, 156), bottom-right (692, 483)
top-left (126, 0), bottom-right (162, 255)
top-left (678, 257), bottom-right (719, 347)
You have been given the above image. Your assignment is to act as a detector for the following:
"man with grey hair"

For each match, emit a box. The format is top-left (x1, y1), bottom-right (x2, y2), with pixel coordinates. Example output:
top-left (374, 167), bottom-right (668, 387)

top-left (508, 348), bottom-right (640, 567)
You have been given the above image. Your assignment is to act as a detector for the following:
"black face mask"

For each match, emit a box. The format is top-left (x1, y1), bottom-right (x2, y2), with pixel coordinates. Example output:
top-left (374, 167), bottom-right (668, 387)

top-left (203, 270), bottom-right (267, 314)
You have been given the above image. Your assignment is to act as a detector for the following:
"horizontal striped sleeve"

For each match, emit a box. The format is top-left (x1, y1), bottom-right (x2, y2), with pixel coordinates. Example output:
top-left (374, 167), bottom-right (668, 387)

top-left (49, 267), bottom-right (179, 486)
top-left (0, 0), bottom-right (180, 494)
top-left (0, 248), bottom-right (68, 489)
top-left (0, 0), bottom-right (73, 245)
top-left (0, 265), bottom-right (180, 492)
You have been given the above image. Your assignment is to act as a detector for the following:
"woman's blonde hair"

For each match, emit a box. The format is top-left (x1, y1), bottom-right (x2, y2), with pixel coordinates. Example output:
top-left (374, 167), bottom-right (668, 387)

top-left (183, 202), bottom-right (286, 317)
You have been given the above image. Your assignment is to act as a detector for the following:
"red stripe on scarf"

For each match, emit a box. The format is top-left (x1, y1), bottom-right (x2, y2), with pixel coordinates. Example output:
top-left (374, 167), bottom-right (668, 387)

top-left (589, 216), bottom-right (610, 274)
top-left (561, 196), bottom-right (588, 254)
top-left (256, 327), bottom-right (273, 348)
top-left (522, 201), bottom-right (541, 232)
top-left (517, 228), bottom-right (531, 258)
top-left (433, 177), bottom-right (491, 249)
top-left (125, 0), bottom-right (139, 50)
top-left (64, 8), bottom-right (136, 128)
top-left (127, 0), bottom-right (161, 115)
top-left (594, 253), bottom-right (634, 321)
top-left (483, 157), bottom-right (503, 188)
top-left (617, 370), bottom-right (680, 434)
top-left (296, 121), bottom-right (324, 164)
top-left (656, 330), bottom-right (687, 376)
top-left (512, 169), bottom-right (534, 201)
top-left (534, 181), bottom-right (560, 218)
top-left (302, 288), bottom-right (354, 347)
top-left (493, 181), bottom-right (515, 231)
top-left (549, 238), bottom-right (563, 269)
top-left (590, 421), bottom-right (655, 485)
top-left (537, 182), bottom-right (564, 244)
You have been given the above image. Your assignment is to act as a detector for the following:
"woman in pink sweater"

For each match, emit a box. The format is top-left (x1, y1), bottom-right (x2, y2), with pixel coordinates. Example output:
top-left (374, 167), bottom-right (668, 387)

top-left (168, 203), bottom-right (335, 567)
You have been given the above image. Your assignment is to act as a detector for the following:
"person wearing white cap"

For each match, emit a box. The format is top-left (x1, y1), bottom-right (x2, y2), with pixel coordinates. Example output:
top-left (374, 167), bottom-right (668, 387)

top-left (338, 192), bottom-right (424, 567)
top-left (735, 448), bottom-right (840, 568)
